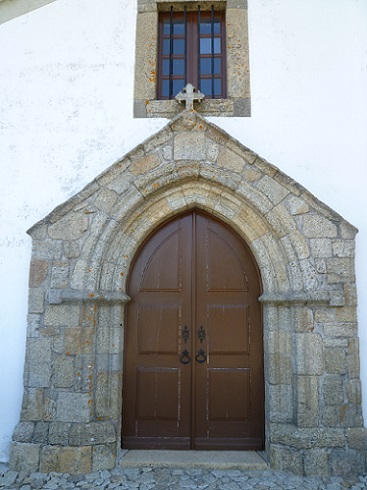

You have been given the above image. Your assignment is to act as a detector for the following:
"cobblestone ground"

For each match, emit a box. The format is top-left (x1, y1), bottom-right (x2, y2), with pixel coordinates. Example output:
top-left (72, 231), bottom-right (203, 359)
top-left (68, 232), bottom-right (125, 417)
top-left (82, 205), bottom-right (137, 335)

top-left (1, 464), bottom-right (367, 490)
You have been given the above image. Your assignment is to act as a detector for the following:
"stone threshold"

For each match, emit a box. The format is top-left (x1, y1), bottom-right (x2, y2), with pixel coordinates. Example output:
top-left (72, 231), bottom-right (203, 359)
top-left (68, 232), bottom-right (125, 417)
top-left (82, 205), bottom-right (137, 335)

top-left (118, 449), bottom-right (269, 471)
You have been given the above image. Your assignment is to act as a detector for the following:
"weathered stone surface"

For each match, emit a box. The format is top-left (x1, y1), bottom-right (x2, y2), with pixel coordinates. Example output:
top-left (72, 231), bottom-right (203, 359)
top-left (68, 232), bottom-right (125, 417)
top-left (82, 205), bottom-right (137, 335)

top-left (271, 425), bottom-right (345, 449)
top-left (325, 347), bottom-right (346, 374)
top-left (174, 132), bottom-right (206, 161)
top-left (48, 213), bottom-right (89, 240)
top-left (92, 443), bottom-right (117, 471)
top-left (303, 449), bottom-right (330, 477)
top-left (21, 388), bottom-right (43, 421)
top-left (44, 304), bottom-right (80, 327)
top-left (69, 422), bottom-right (116, 446)
top-left (39, 445), bottom-right (92, 473)
top-left (347, 379), bottom-right (362, 404)
top-left (48, 422), bottom-right (71, 445)
top-left (33, 422), bottom-right (49, 443)
top-left (302, 215), bottom-right (337, 238)
top-left (323, 376), bottom-right (344, 406)
top-left (270, 446), bottom-right (303, 475)
top-left (28, 288), bottom-right (44, 313)
top-left (29, 259), bottom-right (48, 287)
top-left (255, 175), bottom-right (289, 206)
top-left (9, 442), bottom-right (40, 473)
top-left (57, 393), bottom-right (92, 423)
top-left (12, 422), bottom-right (35, 442)
top-left (26, 338), bottom-right (52, 387)
top-left (53, 355), bottom-right (74, 388)
top-left (330, 449), bottom-right (365, 476)
top-left (296, 376), bottom-right (319, 427)
top-left (268, 384), bottom-right (293, 423)
top-left (50, 261), bottom-right (70, 289)
top-left (295, 333), bottom-right (324, 375)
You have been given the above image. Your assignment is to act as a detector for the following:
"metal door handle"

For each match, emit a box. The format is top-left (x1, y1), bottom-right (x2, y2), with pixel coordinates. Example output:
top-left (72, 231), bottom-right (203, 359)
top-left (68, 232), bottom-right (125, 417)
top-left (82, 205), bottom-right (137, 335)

top-left (179, 349), bottom-right (191, 364)
top-left (195, 348), bottom-right (207, 363)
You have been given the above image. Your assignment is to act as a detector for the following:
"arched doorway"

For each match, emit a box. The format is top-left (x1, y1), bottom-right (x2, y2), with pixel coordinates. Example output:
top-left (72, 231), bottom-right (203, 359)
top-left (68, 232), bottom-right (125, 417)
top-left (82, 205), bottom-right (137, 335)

top-left (122, 210), bottom-right (264, 450)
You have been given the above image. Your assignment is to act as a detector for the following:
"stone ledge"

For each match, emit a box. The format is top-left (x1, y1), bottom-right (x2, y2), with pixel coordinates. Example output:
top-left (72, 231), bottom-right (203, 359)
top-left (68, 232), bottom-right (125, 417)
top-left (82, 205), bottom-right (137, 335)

top-left (259, 290), bottom-right (345, 306)
top-left (48, 290), bottom-right (130, 305)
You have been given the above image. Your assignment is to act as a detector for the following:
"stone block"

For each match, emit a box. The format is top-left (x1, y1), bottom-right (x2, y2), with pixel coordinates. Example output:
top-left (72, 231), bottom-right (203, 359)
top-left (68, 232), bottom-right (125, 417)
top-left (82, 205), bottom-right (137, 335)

top-left (92, 444), bottom-right (117, 471)
top-left (285, 195), bottom-right (309, 215)
top-left (53, 355), bottom-right (74, 388)
top-left (217, 146), bottom-right (245, 174)
top-left (33, 422), bottom-right (49, 444)
top-left (303, 449), bottom-right (330, 476)
top-left (174, 132), bottom-right (206, 161)
top-left (255, 175), bottom-right (289, 206)
top-left (57, 393), bottom-right (92, 423)
top-left (96, 327), bottom-right (122, 355)
top-left (270, 445), bottom-right (303, 475)
top-left (34, 239), bottom-right (63, 260)
top-left (64, 327), bottom-right (94, 356)
top-left (271, 424), bottom-right (345, 449)
top-left (94, 188), bottom-right (118, 214)
top-left (44, 304), bottom-right (80, 327)
top-left (347, 338), bottom-right (360, 378)
top-left (330, 449), bottom-right (365, 476)
top-left (9, 442), bottom-right (40, 473)
top-left (29, 259), bottom-right (48, 287)
top-left (323, 376), bottom-right (344, 406)
top-left (12, 422), bottom-right (35, 442)
top-left (296, 376), bottom-right (319, 427)
top-left (268, 384), bottom-right (293, 423)
top-left (48, 422), bottom-right (71, 445)
top-left (347, 379), bottom-right (362, 404)
top-left (302, 215), bottom-right (337, 238)
top-left (309, 238), bottom-right (333, 258)
top-left (129, 152), bottom-right (162, 177)
top-left (51, 261), bottom-right (70, 289)
top-left (324, 323), bottom-right (357, 338)
top-left (266, 331), bottom-right (292, 385)
top-left (327, 258), bottom-right (355, 284)
top-left (295, 333), bottom-right (324, 375)
top-left (69, 422), bottom-right (116, 446)
top-left (28, 288), bottom-right (45, 314)
top-left (63, 241), bottom-right (80, 258)
top-left (48, 213), bottom-right (89, 240)
top-left (281, 230), bottom-right (310, 261)
top-left (325, 347), bottom-right (346, 374)
top-left (226, 7), bottom-right (250, 98)
top-left (43, 393), bottom-right (57, 421)
top-left (27, 338), bottom-right (52, 387)
top-left (294, 307), bottom-right (314, 333)
top-left (332, 240), bottom-right (355, 258)
top-left (21, 388), bottom-right (43, 421)
top-left (39, 445), bottom-right (92, 474)
top-left (346, 427), bottom-right (367, 451)
top-left (96, 372), bottom-right (121, 420)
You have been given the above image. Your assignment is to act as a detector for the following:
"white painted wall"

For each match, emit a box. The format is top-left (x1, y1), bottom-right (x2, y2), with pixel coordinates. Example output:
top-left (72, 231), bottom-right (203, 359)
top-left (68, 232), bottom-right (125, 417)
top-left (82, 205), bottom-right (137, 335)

top-left (0, 0), bottom-right (366, 462)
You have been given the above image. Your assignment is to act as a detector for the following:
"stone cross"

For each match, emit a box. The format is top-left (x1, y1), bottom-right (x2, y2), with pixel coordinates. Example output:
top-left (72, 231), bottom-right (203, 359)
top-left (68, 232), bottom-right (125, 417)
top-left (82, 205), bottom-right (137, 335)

top-left (175, 83), bottom-right (205, 111)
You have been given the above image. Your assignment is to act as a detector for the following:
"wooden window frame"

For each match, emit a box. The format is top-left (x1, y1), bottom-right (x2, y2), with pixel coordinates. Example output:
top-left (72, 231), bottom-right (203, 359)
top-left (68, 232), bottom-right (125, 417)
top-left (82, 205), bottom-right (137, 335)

top-left (134, 0), bottom-right (250, 118)
top-left (157, 10), bottom-right (227, 100)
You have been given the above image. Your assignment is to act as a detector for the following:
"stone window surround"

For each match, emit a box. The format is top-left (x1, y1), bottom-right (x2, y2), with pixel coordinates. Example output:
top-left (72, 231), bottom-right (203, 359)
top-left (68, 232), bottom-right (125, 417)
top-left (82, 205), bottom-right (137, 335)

top-left (134, 0), bottom-right (251, 118)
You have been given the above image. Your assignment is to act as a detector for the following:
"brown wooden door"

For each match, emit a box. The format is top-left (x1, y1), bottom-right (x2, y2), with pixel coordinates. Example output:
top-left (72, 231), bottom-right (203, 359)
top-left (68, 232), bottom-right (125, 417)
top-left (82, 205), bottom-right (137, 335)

top-left (123, 211), bottom-right (264, 450)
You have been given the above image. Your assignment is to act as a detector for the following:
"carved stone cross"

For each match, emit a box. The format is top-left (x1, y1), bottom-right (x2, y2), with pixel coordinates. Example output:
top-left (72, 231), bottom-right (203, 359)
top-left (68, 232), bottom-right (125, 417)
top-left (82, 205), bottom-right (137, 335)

top-left (175, 83), bottom-right (205, 111)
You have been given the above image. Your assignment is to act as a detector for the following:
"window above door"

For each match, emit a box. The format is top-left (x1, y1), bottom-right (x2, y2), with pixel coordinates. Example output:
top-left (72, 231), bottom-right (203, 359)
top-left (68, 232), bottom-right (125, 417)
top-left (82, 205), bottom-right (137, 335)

top-left (134, 1), bottom-right (251, 118)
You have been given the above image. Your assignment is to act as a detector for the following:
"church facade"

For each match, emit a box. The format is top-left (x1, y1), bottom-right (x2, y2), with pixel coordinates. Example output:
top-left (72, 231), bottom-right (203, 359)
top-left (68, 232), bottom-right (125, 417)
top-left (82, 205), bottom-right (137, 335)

top-left (1, 0), bottom-right (367, 478)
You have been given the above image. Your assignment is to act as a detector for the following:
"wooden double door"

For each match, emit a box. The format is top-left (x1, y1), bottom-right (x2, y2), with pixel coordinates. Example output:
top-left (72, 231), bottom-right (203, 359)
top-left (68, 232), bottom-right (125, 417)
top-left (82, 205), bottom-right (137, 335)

top-left (123, 211), bottom-right (264, 450)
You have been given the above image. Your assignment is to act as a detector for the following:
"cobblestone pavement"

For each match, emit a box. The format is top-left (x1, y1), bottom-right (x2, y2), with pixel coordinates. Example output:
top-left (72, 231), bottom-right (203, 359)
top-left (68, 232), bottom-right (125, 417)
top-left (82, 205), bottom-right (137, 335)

top-left (1, 464), bottom-right (367, 490)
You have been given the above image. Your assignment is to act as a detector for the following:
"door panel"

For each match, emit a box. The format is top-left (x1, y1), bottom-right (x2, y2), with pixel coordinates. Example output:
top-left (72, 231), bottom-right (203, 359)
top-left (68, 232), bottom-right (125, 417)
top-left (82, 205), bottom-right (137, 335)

top-left (123, 211), bottom-right (264, 450)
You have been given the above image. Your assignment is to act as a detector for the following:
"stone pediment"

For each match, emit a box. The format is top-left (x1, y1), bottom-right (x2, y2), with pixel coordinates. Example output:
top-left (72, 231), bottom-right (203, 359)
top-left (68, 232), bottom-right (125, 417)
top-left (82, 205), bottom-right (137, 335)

top-left (29, 107), bottom-right (355, 243)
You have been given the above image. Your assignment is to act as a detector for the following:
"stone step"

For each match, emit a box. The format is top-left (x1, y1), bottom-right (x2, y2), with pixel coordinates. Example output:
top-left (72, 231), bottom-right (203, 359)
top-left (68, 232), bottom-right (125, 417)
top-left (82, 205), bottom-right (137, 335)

top-left (118, 450), bottom-right (269, 471)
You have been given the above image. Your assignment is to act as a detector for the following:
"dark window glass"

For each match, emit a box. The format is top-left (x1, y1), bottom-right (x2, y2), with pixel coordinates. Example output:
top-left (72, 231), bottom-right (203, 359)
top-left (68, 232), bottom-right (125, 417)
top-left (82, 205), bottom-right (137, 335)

top-left (158, 10), bottom-right (226, 100)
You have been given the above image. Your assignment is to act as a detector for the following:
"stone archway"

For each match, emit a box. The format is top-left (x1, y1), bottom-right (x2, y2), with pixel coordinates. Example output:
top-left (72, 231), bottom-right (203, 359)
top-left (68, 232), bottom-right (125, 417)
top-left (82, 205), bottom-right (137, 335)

top-left (10, 109), bottom-right (366, 476)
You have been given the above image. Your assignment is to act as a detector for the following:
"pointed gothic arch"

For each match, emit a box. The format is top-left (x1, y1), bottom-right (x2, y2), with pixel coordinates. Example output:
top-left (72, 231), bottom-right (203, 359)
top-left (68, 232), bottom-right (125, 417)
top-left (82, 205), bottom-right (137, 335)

top-left (10, 110), bottom-right (366, 476)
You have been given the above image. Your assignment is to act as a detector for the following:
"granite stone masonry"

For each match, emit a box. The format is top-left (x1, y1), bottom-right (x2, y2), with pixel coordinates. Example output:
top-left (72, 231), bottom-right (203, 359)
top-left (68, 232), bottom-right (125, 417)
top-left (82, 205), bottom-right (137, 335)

top-left (10, 108), bottom-right (367, 476)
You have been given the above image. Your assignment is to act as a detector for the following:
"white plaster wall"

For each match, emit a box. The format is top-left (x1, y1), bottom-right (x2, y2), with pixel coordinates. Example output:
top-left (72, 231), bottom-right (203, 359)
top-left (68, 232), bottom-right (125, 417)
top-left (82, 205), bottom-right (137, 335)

top-left (0, 0), bottom-right (366, 462)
